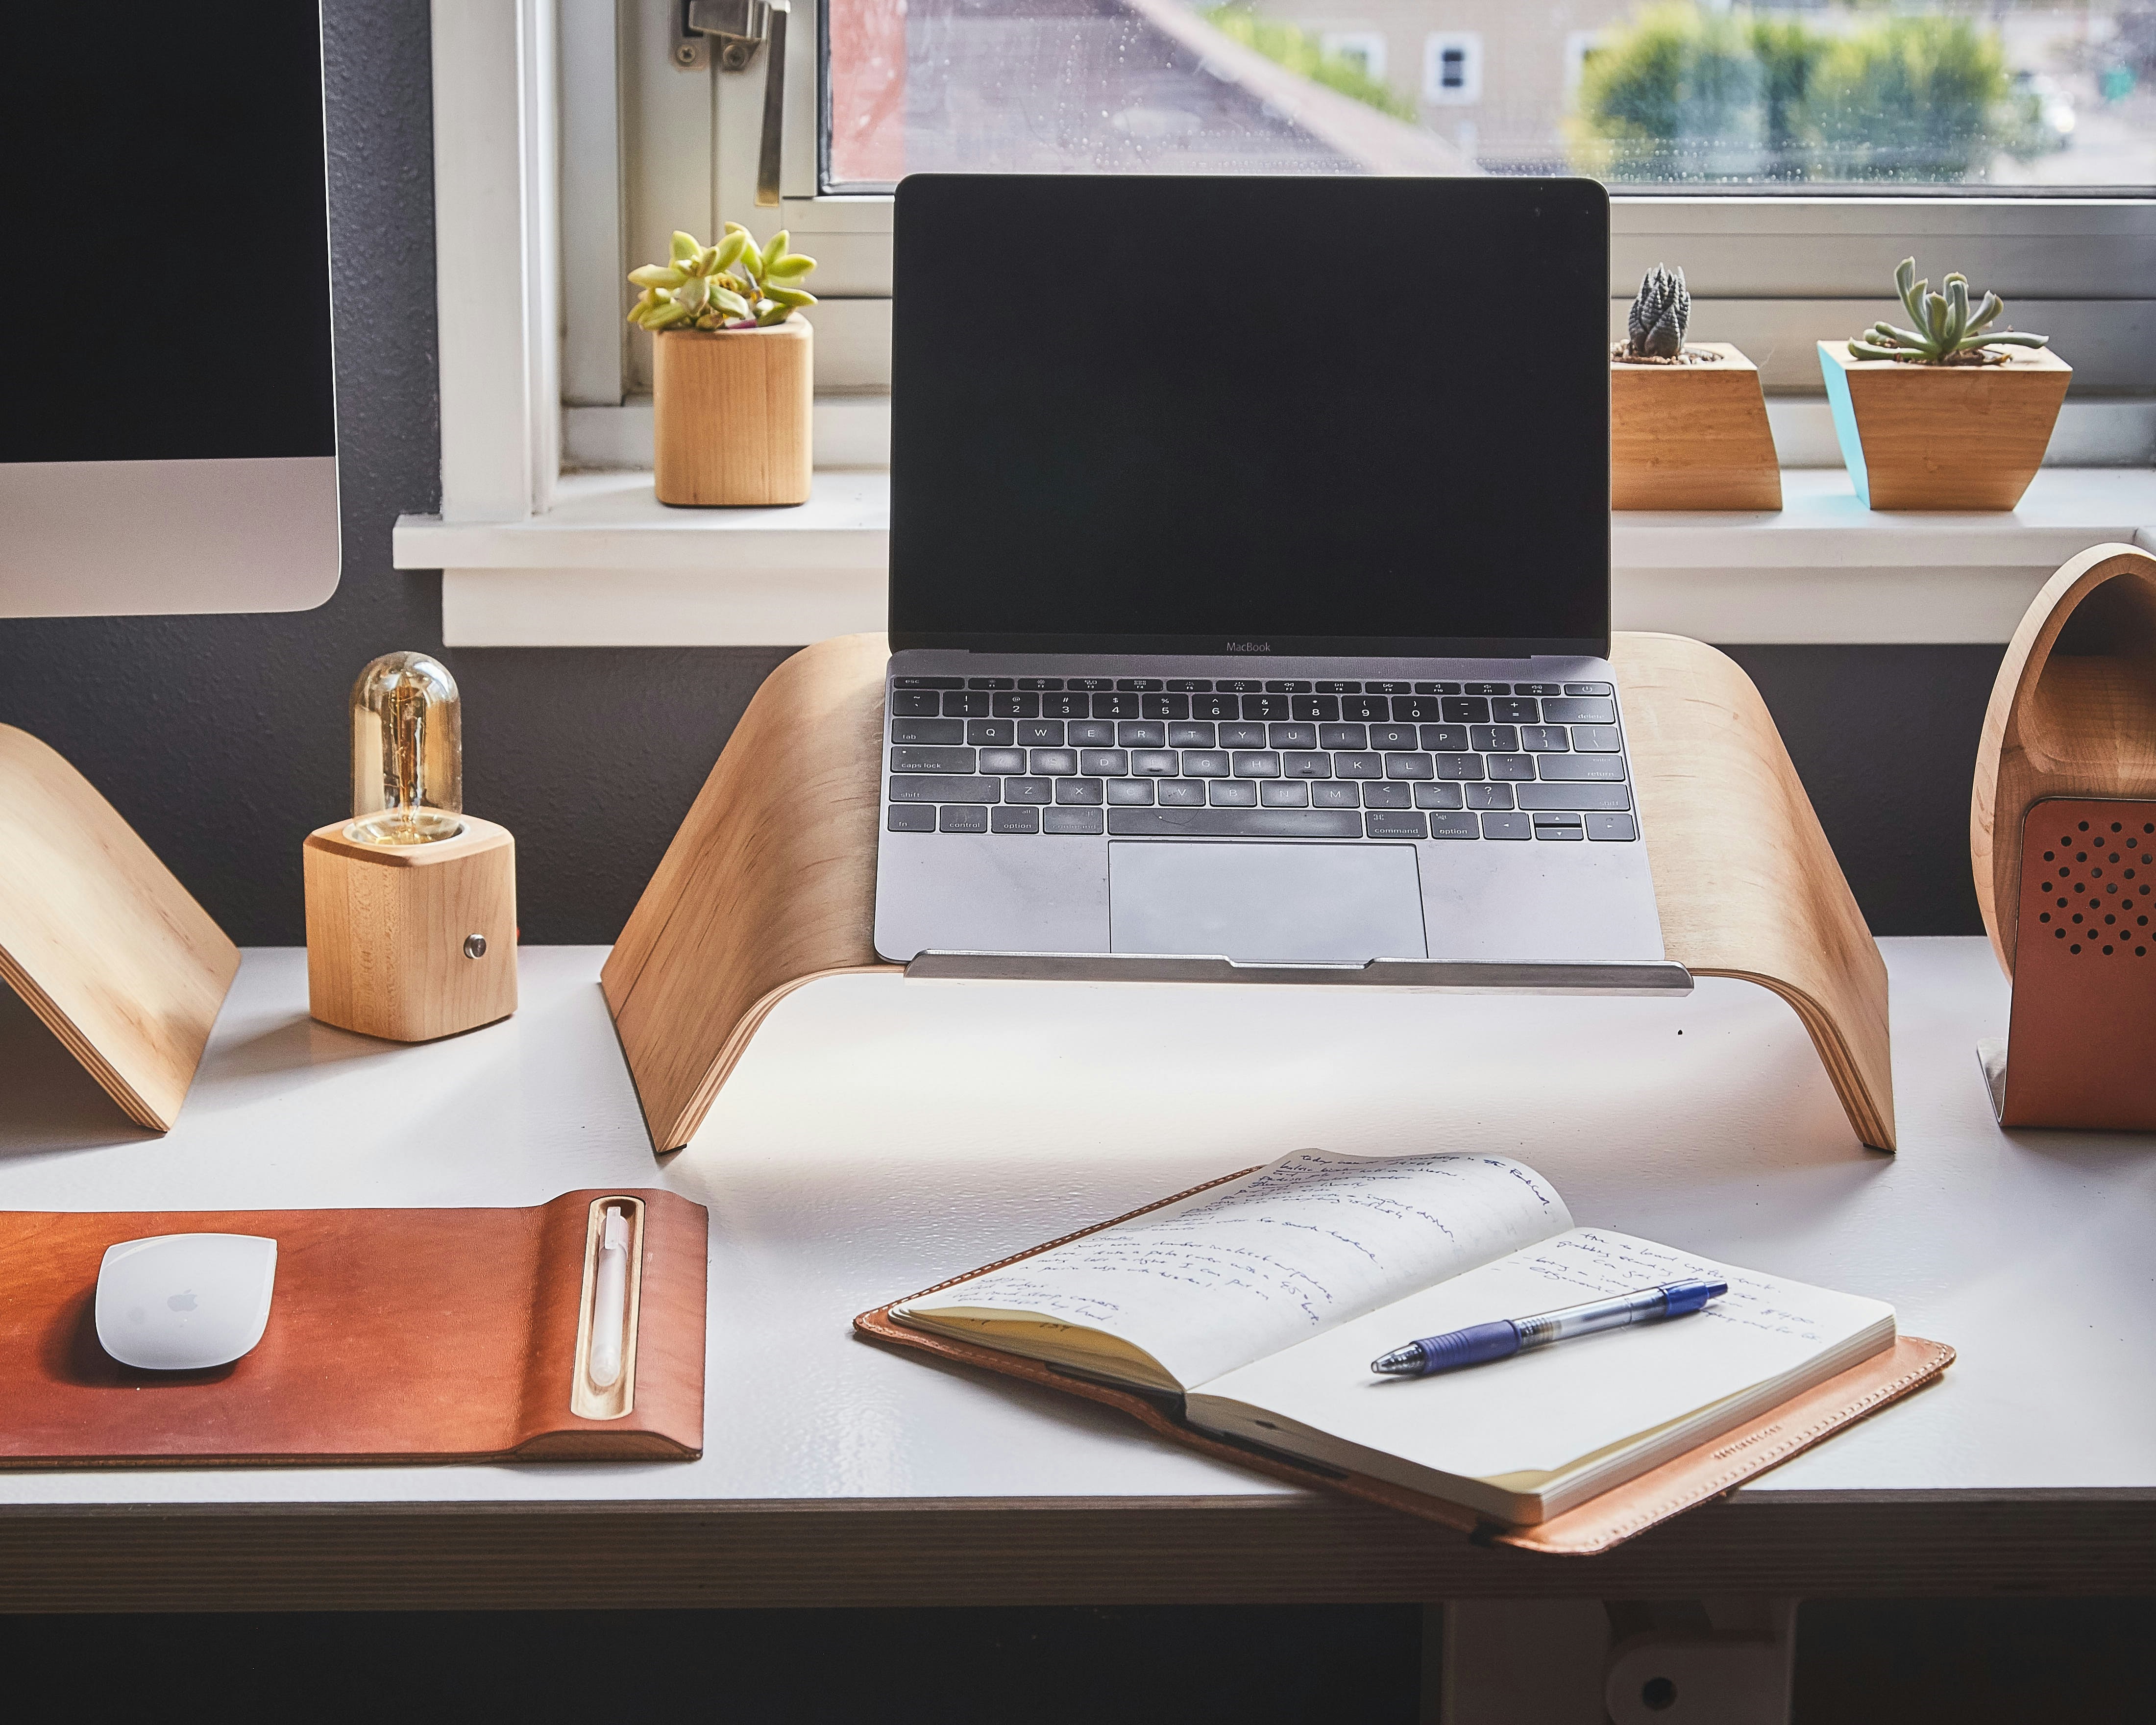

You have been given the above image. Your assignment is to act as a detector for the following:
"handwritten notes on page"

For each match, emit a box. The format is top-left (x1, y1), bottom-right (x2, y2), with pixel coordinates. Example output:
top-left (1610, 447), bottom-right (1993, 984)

top-left (900, 1150), bottom-right (1571, 1390)
top-left (1191, 1229), bottom-right (1896, 1481)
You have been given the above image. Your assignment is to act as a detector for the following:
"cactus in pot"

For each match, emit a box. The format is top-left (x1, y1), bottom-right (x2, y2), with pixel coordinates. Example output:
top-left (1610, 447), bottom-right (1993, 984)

top-left (1610, 262), bottom-right (1780, 509)
top-left (1820, 255), bottom-right (2067, 510)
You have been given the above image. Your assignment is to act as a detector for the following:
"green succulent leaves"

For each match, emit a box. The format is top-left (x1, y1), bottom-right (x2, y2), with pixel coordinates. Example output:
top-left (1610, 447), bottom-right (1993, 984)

top-left (627, 222), bottom-right (818, 332)
top-left (1847, 256), bottom-right (2048, 364)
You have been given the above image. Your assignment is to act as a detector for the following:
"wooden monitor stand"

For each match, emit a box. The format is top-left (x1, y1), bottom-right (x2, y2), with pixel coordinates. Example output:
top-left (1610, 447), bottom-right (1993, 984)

top-left (0, 725), bottom-right (238, 1132)
top-left (602, 634), bottom-right (1894, 1156)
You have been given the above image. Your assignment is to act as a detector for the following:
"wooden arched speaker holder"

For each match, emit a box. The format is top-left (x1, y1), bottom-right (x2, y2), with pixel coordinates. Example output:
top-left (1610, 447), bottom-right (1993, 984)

top-left (1973, 542), bottom-right (2156, 1130)
top-left (603, 634), bottom-right (1894, 1158)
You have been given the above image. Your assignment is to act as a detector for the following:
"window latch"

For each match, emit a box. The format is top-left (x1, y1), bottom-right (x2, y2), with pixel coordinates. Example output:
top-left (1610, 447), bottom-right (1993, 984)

top-left (676, 0), bottom-right (769, 73)
top-left (674, 0), bottom-right (790, 208)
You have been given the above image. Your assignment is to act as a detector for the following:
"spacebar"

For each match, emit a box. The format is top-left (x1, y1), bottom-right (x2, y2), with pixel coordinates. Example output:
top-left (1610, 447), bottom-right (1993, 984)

top-left (1107, 809), bottom-right (1364, 838)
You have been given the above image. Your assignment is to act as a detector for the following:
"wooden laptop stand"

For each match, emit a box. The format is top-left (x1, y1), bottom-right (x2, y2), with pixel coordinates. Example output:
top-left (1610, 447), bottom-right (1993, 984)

top-left (603, 633), bottom-right (1893, 1155)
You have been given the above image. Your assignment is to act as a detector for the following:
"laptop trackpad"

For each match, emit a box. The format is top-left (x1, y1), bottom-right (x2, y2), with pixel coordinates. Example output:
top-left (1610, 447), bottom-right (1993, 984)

top-left (1108, 841), bottom-right (1428, 965)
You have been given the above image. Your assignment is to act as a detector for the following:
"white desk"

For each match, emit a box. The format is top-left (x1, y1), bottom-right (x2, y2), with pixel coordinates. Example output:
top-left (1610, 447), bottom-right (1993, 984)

top-left (2, 941), bottom-right (2152, 1609)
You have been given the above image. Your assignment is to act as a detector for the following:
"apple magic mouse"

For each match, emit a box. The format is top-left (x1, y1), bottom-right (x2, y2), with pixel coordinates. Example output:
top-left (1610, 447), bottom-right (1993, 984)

top-left (95, 1233), bottom-right (278, 1371)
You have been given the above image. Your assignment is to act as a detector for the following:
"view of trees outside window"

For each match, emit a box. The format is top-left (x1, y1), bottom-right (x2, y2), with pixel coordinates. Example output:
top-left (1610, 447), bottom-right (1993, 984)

top-left (824, 0), bottom-right (2156, 188)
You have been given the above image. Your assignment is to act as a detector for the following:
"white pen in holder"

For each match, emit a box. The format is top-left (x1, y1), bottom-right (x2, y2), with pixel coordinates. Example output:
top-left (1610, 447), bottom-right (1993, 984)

top-left (570, 1196), bottom-right (646, 1420)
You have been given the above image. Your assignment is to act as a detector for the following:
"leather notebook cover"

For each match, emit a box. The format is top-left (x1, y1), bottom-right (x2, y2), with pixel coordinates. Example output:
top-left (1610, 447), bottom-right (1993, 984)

top-left (0, 1188), bottom-right (706, 1467)
top-left (856, 1175), bottom-right (1953, 1557)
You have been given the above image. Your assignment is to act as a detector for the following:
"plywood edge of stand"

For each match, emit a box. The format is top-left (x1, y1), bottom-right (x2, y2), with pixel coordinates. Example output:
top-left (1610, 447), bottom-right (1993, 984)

top-left (0, 725), bottom-right (238, 1133)
top-left (1613, 633), bottom-right (1895, 1151)
top-left (603, 633), bottom-right (898, 1153)
top-left (1971, 542), bottom-right (2156, 979)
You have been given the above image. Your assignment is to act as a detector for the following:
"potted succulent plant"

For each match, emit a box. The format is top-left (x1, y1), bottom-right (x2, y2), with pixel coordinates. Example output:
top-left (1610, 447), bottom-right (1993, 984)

top-left (1819, 258), bottom-right (2068, 511)
top-left (1610, 266), bottom-right (1781, 511)
top-left (629, 224), bottom-right (818, 507)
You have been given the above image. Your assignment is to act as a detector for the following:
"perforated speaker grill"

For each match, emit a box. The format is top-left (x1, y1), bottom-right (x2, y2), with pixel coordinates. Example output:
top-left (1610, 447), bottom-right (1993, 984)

top-left (2002, 798), bottom-right (2156, 1130)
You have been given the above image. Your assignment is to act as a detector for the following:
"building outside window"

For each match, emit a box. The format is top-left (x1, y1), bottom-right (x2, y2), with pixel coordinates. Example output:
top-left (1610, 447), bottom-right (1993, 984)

top-left (819, 0), bottom-right (2156, 184)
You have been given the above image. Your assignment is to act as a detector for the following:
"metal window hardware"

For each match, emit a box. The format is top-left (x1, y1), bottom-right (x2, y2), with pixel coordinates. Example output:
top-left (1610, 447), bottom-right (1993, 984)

top-left (671, 0), bottom-right (791, 207)
top-left (673, 0), bottom-right (766, 72)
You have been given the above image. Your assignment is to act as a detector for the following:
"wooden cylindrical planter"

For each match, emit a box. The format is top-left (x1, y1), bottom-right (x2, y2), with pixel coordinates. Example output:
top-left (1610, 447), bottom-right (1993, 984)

top-left (653, 319), bottom-right (813, 507)
top-left (1971, 543), bottom-right (2156, 1129)
top-left (1611, 343), bottom-right (1781, 511)
top-left (1819, 343), bottom-right (2069, 511)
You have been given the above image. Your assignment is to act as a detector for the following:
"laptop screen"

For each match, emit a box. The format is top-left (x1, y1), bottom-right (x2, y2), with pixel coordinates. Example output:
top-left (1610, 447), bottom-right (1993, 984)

top-left (889, 175), bottom-right (1611, 659)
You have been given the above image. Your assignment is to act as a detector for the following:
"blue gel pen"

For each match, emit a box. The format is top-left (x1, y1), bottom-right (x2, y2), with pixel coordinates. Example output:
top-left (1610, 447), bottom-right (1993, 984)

top-left (1370, 1280), bottom-right (1729, 1377)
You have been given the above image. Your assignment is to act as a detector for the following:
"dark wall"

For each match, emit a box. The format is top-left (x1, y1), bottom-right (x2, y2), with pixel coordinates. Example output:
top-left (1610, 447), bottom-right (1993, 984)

top-left (1727, 644), bottom-right (2006, 937)
top-left (0, 0), bottom-right (2001, 945)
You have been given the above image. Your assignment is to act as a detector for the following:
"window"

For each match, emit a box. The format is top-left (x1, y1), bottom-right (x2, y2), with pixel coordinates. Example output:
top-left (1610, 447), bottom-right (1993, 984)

top-left (519, 0), bottom-right (2156, 509)
top-left (815, 2), bottom-right (2156, 185)
top-left (1422, 32), bottom-right (1481, 108)
top-left (1320, 29), bottom-right (1387, 85)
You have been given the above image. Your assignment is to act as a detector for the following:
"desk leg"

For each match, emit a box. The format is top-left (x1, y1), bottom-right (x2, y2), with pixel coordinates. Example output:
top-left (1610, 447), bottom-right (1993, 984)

top-left (1426, 1598), bottom-right (1797, 1725)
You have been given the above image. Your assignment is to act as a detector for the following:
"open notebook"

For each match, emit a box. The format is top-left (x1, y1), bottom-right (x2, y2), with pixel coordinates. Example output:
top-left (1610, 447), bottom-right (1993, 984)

top-left (886, 1150), bottom-right (1898, 1526)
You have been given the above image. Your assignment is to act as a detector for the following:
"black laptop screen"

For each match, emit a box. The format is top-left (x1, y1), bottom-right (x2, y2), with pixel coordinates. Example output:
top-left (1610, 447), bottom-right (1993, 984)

top-left (889, 175), bottom-right (1611, 659)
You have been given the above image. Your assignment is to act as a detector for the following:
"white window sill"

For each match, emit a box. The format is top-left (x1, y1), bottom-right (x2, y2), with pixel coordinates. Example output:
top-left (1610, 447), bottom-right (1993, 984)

top-left (395, 467), bottom-right (2156, 649)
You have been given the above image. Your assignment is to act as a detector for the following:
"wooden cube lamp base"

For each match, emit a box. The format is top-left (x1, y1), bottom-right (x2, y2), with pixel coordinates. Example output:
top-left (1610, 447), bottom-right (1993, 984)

top-left (304, 817), bottom-right (518, 1043)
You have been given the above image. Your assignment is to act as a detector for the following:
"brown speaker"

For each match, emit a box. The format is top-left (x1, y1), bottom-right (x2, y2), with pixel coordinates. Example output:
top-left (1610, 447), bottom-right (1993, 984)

top-left (1973, 544), bottom-right (2156, 1129)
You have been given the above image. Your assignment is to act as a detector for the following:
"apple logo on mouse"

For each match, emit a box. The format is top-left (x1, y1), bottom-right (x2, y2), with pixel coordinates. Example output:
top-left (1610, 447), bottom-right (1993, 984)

top-left (95, 1235), bottom-right (278, 1372)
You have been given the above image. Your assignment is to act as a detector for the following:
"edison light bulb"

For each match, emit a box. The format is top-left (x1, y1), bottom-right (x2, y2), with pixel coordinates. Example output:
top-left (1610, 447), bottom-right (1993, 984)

top-left (346, 652), bottom-right (465, 845)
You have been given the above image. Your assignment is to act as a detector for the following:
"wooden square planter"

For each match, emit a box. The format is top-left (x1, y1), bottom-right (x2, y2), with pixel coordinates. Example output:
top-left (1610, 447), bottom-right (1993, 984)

top-left (1611, 343), bottom-right (1781, 511)
top-left (1818, 342), bottom-right (2069, 512)
top-left (653, 318), bottom-right (813, 507)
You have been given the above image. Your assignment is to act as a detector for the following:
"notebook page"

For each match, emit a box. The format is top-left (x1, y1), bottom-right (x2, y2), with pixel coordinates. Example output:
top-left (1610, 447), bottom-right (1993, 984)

top-left (1188, 1229), bottom-right (1893, 1480)
top-left (899, 1151), bottom-right (1571, 1390)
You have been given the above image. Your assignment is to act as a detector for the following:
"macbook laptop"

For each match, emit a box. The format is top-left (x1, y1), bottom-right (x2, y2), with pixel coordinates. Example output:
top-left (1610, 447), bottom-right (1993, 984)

top-left (875, 173), bottom-right (1683, 992)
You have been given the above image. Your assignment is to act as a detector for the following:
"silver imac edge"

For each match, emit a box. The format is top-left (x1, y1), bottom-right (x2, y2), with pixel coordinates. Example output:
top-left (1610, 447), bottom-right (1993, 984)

top-left (0, 5), bottom-right (340, 618)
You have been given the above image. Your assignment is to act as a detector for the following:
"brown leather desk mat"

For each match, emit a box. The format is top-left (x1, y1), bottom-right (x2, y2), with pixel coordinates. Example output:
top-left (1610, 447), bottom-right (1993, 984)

top-left (0, 1189), bottom-right (706, 1466)
top-left (857, 1174), bottom-right (1952, 1557)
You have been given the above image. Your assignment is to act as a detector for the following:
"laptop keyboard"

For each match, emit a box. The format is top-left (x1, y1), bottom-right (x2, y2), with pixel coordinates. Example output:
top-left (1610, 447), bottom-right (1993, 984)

top-left (883, 676), bottom-right (1637, 842)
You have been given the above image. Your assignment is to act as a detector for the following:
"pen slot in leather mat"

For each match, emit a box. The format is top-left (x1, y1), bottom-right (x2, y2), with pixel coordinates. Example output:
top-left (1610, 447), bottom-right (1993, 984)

top-left (569, 1195), bottom-right (645, 1421)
